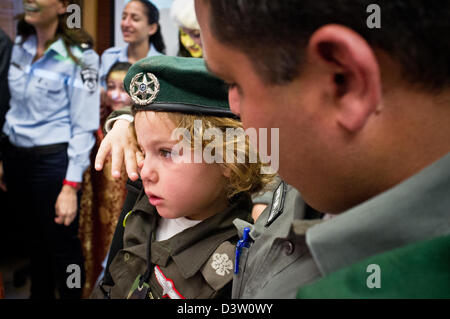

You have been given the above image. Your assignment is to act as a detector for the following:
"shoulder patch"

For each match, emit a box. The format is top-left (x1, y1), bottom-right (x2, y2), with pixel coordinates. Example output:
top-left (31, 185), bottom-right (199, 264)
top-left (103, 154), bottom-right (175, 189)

top-left (81, 67), bottom-right (98, 92)
top-left (201, 241), bottom-right (235, 291)
top-left (265, 181), bottom-right (287, 227)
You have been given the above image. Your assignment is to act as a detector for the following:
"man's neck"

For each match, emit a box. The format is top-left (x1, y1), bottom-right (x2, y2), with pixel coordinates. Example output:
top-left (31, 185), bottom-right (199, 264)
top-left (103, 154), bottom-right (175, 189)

top-left (369, 50), bottom-right (450, 190)
top-left (368, 86), bottom-right (450, 198)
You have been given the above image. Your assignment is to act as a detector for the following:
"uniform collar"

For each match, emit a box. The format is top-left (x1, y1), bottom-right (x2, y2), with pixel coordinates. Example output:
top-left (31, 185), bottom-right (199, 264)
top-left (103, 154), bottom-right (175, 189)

top-left (120, 43), bottom-right (161, 62)
top-left (149, 194), bottom-right (253, 279)
top-left (306, 151), bottom-right (450, 276)
top-left (46, 37), bottom-right (69, 57)
top-left (20, 35), bottom-right (37, 57)
top-left (19, 35), bottom-right (75, 59)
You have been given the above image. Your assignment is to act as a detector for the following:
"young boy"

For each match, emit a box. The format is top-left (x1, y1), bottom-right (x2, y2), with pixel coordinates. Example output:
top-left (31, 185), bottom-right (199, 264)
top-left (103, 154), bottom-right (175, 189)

top-left (91, 56), bottom-right (273, 299)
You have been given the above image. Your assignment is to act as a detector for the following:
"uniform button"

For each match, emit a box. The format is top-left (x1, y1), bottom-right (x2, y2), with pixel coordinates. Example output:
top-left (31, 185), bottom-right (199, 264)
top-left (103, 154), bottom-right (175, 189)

top-left (283, 241), bottom-right (295, 256)
top-left (124, 253), bottom-right (130, 262)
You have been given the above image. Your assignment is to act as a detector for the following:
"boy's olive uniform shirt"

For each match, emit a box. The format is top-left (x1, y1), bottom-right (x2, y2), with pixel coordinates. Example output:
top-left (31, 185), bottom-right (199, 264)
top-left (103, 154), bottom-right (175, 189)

top-left (91, 188), bottom-right (252, 299)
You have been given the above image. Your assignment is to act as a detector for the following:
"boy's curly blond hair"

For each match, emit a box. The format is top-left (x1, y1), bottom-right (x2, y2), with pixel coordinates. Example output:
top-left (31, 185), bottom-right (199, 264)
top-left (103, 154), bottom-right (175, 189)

top-left (134, 111), bottom-right (275, 199)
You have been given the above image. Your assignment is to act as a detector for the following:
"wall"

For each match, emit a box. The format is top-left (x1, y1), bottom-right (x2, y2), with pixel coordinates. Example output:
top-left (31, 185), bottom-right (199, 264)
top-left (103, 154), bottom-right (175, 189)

top-left (0, 0), bottom-right (24, 40)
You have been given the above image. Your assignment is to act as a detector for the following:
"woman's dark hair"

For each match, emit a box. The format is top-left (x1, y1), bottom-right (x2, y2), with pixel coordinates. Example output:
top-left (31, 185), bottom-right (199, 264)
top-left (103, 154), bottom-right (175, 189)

top-left (106, 62), bottom-right (132, 83)
top-left (16, 0), bottom-right (93, 65)
top-left (133, 0), bottom-right (166, 54)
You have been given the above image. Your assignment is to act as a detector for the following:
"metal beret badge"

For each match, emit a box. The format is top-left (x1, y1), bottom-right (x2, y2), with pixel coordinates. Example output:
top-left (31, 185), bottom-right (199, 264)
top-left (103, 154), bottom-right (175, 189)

top-left (129, 72), bottom-right (160, 106)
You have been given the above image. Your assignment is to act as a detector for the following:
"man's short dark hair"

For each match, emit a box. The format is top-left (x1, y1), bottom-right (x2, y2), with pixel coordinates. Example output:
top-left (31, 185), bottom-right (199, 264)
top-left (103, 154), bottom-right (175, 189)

top-left (207, 0), bottom-right (450, 92)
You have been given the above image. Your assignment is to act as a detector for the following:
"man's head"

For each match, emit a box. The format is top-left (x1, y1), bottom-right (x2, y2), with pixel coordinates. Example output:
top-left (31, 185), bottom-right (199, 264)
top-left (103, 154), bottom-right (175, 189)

top-left (195, 0), bottom-right (450, 213)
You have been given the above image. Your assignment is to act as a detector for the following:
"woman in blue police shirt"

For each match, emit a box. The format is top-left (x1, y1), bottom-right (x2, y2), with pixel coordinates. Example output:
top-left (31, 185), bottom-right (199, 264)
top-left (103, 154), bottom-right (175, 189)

top-left (0, 0), bottom-right (99, 299)
top-left (99, 0), bottom-right (165, 91)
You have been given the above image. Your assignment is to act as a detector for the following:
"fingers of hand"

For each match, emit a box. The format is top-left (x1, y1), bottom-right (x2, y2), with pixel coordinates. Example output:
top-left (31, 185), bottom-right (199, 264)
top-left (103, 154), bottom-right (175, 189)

top-left (110, 140), bottom-right (125, 178)
top-left (54, 192), bottom-right (77, 226)
top-left (136, 151), bottom-right (144, 169)
top-left (55, 209), bottom-right (76, 226)
top-left (95, 136), bottom-right (113, 171)
top-left (124, 148), bottom-right (139, 181)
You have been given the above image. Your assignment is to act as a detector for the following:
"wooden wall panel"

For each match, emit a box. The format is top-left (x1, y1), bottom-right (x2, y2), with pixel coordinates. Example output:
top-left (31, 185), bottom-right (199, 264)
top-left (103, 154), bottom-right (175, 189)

top-left (96, 0), bottom-right (114, 55)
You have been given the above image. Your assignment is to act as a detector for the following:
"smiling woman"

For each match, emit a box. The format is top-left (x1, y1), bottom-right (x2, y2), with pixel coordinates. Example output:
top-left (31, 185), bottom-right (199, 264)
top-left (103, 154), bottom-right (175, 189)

top-left (98, 0), bottom-right (165, 93)
top-left (17, 0), bottom-right (92, 64)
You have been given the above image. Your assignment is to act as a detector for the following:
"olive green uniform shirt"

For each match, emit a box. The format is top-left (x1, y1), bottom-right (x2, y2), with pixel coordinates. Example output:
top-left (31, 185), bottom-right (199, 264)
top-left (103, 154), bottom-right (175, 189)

top-left (91, 188), bottom-right (252, 299)
top-left (232, 182), bottom-right (324, 298)
top-left (234, 152), bottom-right (450, 298)
top-left (298, 151), bottom-right (450, 298)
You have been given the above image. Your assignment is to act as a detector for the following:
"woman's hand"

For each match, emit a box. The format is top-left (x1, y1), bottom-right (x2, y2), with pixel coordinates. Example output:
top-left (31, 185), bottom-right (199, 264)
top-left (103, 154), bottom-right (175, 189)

top-left (55, 185), bottom-right (78, 226)
top-left (94, 119), bottom-right (142, 181)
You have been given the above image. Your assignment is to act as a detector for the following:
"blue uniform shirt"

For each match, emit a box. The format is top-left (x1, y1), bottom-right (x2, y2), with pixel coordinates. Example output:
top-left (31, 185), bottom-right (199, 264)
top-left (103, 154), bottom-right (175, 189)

top-left (99, 44), bottom-right (161, 89)
top-left (3, 35), bottom-right (100, 182)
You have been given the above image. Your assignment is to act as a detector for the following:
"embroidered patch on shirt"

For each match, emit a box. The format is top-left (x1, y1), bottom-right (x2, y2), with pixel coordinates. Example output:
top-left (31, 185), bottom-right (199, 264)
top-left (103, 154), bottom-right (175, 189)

top-left (201, 241), bottom-right (235, 291)
top-left (154, 265), bottom-right (185, 299)
top-left (211, 253), bottom-right (233, 276)
top-left (81, 68), bottom-right (98, 93)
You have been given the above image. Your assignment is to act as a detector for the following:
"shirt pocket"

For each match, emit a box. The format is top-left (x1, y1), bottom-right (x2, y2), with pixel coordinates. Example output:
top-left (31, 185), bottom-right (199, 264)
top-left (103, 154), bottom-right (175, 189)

top-left (34, 77), bottom-right (68, 111)
top-left (8, 62), bottom-right (26, 95)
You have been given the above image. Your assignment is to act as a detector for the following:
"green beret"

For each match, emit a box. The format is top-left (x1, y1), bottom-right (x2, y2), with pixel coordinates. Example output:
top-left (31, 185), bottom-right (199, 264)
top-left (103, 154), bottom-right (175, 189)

top-left (124, 55), bottom-right (235, 117)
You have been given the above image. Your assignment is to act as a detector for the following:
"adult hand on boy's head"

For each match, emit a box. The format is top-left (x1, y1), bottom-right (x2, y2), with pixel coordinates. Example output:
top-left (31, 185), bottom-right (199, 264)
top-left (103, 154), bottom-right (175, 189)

top-left (95, 119), bottom-right (141, 181)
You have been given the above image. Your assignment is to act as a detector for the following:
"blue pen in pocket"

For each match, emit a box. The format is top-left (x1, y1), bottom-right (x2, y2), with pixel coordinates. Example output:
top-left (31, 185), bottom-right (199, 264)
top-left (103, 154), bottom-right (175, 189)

top-left (235, 227), bottom-right (251, 274)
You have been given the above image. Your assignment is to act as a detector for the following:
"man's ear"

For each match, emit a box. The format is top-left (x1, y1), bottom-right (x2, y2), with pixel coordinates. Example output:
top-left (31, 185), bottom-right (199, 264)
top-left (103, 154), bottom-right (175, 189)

top-left (307, 24), bottom-right (381, 132)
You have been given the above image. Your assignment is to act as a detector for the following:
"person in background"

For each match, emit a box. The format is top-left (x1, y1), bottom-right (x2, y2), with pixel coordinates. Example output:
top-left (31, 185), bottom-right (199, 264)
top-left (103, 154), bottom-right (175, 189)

top-left (99, 0), bottom-right (165, 94)
top-left (0, 28), bottom-right (12, 299)
top-left (0, 0), bottom-right (99, 299)
top-left (78, 62), bottom-right (132, 298)
top-left (0, 28), bottom-right (12, 166)
top-left (0, 28), bottom-right (12, 192)
top-left (170, 0), bottom-right (202, 58)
